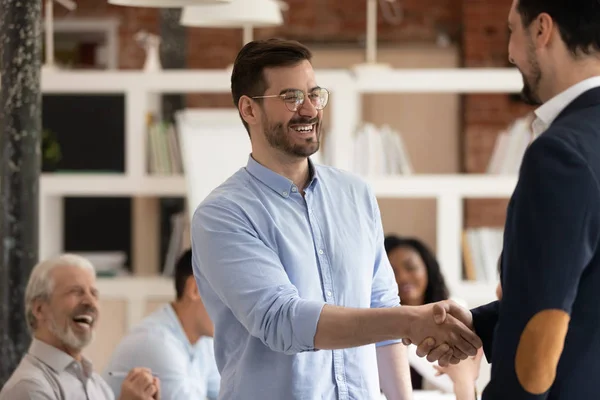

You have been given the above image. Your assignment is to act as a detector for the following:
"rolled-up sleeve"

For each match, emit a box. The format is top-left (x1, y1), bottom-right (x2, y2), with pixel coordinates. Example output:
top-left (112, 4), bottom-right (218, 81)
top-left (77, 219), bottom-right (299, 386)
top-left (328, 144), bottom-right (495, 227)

top-left (192, 199), bottom-right (326, 355)
top-left (367, 187), bottom-right (402, 346)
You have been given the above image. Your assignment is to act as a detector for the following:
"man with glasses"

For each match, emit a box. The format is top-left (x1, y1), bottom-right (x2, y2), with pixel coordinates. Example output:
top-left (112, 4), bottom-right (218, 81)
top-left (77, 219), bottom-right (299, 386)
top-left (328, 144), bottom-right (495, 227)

top-left (190, 38), bottom-right (481, 400)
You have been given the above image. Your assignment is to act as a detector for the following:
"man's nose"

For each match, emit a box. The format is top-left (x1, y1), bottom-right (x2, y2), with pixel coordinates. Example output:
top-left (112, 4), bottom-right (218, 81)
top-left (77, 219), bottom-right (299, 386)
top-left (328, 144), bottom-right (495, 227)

top-left (82, 291), bottom-right (97, 307)
top-left (298, 98), bottom-right (318, 118)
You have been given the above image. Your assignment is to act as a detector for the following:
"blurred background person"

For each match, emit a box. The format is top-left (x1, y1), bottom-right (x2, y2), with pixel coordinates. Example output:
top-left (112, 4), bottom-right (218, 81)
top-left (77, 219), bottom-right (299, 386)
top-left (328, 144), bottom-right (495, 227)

top-left (385, 234), bottom-right (479, 395)
top-left (103, 249), bottom-right (219, 400)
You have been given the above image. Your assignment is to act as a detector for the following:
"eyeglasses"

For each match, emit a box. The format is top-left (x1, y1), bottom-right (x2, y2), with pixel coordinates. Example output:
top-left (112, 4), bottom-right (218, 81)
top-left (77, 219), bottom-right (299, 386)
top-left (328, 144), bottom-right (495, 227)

top-left (252, 87), bottom-right (330, 112)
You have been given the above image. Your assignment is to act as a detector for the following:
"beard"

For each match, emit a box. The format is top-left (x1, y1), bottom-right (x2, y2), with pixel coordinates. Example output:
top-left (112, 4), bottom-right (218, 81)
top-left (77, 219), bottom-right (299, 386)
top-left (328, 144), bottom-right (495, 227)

top-left (263, 112), bottom-right (321, 158)
top-left (519, 39), bottom-right (543, 106)
top-left (48, 306), bottom-right (96, 351)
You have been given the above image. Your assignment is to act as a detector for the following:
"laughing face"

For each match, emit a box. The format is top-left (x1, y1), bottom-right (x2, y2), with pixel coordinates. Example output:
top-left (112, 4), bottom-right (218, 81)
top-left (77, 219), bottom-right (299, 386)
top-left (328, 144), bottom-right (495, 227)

top-left (258, 60), bottom-right (324, 159)
top-left (38, 265), bottom-right (99, 352)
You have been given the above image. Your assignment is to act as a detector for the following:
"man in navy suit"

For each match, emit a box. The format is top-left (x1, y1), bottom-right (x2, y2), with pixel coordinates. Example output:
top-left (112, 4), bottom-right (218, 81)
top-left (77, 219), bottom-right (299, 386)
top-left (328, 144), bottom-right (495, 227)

top-left (408, 0), bottom-right (600, 398)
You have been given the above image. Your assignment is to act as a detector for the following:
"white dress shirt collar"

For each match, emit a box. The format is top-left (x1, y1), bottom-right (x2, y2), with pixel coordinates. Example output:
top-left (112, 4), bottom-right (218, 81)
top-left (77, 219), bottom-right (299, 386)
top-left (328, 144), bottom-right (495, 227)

top-left (532, 76), bottom-right (600, 137)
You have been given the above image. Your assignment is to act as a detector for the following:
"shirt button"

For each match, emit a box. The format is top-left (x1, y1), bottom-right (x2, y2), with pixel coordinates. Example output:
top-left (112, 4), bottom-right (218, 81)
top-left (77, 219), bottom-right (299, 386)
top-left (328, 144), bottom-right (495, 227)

top-left (326, 291), bottom-right (332, 297)
top-left (282, 191), bottom-right (288, 196)
top-left (291, 187), bottom-right (297, 192)
top-left (318, 249), bottom-right (324, 255)
top-left (336, 375), bottom-right (343, 381)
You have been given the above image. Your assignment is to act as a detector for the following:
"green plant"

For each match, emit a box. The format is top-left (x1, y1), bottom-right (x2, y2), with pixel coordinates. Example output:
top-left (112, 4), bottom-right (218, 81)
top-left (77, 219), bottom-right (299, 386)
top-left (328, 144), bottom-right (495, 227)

top-left (42, 129), bottom-right (62, 166)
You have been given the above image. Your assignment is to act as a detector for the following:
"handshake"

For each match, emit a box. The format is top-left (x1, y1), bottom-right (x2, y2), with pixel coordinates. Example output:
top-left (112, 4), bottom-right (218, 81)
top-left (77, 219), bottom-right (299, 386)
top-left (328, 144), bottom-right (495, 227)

top-left (403, 300), bottom-right (482, 367)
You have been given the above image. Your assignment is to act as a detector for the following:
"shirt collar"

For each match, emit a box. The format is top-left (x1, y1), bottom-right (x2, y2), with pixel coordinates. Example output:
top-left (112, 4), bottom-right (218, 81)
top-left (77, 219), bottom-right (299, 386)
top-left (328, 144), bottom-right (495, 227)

top-left (28, 338), bottom-right (93, 375)
top-left (164, 303), bottom-right (194, 352)
top-left (245, 154), bottom-right (318, 198)
top-left (533, 76), bottom-right (600, 136)
top-left (163, 303), bottom-right (212, 355)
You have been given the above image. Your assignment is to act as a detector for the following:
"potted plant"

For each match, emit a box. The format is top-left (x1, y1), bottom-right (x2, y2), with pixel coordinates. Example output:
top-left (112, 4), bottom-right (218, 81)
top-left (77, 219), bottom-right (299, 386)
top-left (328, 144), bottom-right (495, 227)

top-left (42, 128), bottom-right (62, 172)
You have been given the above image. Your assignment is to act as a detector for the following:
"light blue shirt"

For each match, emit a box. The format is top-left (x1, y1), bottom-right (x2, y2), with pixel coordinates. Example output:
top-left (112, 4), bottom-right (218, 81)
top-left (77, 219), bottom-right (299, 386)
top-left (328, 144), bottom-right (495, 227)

top-left (191, 155), bottom-right (401, 400)
top-left (102, 304), bottom-right (220, 400)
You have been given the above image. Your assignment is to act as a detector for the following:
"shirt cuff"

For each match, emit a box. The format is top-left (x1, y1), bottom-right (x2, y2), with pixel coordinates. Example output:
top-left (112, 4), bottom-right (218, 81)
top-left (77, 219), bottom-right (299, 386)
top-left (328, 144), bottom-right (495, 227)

top-left (293, 299), bottom-right (326, 351)
top-left (376, 338), bottom-right (402, 347)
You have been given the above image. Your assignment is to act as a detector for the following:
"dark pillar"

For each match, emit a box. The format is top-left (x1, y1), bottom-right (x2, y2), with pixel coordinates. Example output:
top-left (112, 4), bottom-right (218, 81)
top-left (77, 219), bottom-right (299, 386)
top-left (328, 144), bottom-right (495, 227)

top-left (0, 0), bottom-right (42, 386)
top-left (159, 7), bottom-right (187, 122)
top-left (158, 8), bottom-right (187, 271)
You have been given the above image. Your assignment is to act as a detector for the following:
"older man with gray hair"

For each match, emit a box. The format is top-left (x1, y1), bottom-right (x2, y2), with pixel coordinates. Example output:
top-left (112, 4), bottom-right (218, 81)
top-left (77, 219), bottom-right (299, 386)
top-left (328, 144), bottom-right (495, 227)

top-left (0, 253), bottom-right (160, 400)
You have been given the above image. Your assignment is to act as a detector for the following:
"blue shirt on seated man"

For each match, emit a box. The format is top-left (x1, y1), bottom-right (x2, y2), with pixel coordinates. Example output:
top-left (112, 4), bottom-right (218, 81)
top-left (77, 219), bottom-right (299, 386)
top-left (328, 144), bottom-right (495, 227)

top-left (103, 249), bottom-right (220, 400)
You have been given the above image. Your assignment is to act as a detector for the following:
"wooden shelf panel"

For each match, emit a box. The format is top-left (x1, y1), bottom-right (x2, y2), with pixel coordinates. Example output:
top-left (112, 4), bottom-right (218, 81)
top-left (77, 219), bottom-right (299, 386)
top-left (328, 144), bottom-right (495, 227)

top-left (41, 174), bottom-right (186, 196)
top-left (41, 173), bottom-right (516, 198)
top-left (37, 68), bottom-right (520, 94)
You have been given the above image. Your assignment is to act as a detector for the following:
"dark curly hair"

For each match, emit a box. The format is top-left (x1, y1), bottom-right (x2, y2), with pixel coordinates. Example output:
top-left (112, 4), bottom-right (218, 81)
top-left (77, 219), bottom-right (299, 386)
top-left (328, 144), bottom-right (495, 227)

top-left (384, 234), bottom-right (450, 304)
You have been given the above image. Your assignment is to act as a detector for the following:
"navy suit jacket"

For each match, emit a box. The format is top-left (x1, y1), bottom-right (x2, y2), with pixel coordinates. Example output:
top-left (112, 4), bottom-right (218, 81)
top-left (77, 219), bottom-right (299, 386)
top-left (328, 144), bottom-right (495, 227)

top-left (471, 86), bottom-right (600, 399)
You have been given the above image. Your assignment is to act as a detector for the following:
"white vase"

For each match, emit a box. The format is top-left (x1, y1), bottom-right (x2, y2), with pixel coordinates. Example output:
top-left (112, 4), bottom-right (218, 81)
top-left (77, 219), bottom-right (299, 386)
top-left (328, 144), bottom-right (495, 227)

top-left (143, 37), bottom-right (162, 72)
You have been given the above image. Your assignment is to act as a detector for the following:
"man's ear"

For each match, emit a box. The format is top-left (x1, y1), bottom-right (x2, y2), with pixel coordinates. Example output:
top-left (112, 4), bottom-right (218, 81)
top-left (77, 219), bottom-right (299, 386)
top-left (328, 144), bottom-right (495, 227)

top-left (533, 12), bottom-right (554, 49)
top-left (185, 276), bottom-right (200, 301)
top-left (239, 95), bottom-right (260, 127)
top-left (32, 299), bottom-right (46, 324)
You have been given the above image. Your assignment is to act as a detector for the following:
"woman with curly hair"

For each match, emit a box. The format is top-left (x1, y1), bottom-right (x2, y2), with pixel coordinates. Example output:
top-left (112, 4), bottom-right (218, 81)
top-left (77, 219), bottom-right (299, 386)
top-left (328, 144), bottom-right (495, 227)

top-left (384, 234), bottom-right (482, 397)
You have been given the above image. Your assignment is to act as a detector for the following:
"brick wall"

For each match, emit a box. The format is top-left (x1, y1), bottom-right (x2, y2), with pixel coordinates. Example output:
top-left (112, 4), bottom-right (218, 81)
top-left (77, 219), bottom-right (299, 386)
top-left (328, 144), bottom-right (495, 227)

top-left (47, 0), bottom-right (529, 228)
top-left (461, 0), bottom-right (533, 227)
top-left (184, 0), bottom-right (462, 107)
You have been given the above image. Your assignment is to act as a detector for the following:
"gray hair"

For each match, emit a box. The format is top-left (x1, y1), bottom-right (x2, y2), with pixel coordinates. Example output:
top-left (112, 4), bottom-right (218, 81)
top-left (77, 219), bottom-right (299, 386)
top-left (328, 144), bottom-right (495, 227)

top-left (25, 254), bottom-right (96, 333)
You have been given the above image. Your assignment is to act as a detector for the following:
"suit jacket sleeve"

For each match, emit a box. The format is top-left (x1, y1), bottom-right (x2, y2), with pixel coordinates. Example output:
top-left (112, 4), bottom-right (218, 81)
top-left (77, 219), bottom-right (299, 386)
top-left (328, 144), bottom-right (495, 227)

top-left (470, 300), bottom-right (499, 362)
top-left (481, 132), bottom-right (600, 399)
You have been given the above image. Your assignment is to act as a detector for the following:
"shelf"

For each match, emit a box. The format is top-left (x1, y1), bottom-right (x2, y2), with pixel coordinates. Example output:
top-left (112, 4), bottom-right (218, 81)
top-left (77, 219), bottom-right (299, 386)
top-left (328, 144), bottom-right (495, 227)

top-left (40, 173), bottom-right (516, 198)
top-left (369, 174), bottom-right (518, 198)
top-left (39, 69), bottom-right (353, 94)
top-left (94, 275), bottom-right (494, 307)
top-left (38, 68), bottom-right (521, 94)
top-left (355, 67), bottom-right (522, 93)
top-left (96, 276), bottom-right (174, 299)
top-left (36, 66), bottom-right (523, 295)
top-left (41, 173), bottom-right (186, 196)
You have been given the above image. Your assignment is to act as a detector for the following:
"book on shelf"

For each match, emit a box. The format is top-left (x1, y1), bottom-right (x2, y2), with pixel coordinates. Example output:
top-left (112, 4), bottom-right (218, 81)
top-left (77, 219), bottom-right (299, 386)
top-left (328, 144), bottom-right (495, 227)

top-left (353, 123), bottom-right (413, 175)
top-left (147, 120), bottom-right (184, 176)
top-left (74, 251), bottom-right (129, 277)
top-left (462, 227), bottom-right (503, 282)
top-left (487, 114), bottom-right (533, 175)
top-left (162, 211), bottom-right (190, 277)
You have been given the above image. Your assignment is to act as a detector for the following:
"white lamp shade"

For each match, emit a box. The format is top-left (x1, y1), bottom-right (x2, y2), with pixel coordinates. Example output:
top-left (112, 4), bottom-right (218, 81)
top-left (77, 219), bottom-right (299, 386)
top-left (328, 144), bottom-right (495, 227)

top-left (108, 0), bottom-right (231, 7)
top-left (180, 0), bottom-right (283, 28)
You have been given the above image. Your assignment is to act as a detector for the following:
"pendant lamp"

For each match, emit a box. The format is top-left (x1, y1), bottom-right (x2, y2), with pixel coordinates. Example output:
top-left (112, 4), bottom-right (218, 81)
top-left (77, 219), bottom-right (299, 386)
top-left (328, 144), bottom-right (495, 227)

top-left (108, 0), bottom-right (231, 7)
top-left (180, 0), bottom-right (283, 44)
top-left (353, 0), bottom-right (402, 75)
top-left (43, 0), bottom-right (77, 71)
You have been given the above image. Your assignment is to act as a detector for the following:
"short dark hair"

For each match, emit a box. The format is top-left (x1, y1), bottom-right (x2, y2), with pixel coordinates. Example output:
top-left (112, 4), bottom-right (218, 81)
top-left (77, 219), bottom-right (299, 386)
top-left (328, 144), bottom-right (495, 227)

top-left (230, 38), bottom-right (313, 134)
top-left (174, 249), bottom-right (193, 300)
top-left (516, 0), bottom-right (600, 56)
top-left (384, 235), bottom-right (450, 304)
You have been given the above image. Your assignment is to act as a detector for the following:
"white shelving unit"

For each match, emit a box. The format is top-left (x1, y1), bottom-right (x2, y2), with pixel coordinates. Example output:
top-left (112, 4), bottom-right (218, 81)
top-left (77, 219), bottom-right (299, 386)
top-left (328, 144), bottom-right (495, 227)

top-left (96, 276), bottom-right (174, 330)
top-left (39, 67), bottom-right (523, 308)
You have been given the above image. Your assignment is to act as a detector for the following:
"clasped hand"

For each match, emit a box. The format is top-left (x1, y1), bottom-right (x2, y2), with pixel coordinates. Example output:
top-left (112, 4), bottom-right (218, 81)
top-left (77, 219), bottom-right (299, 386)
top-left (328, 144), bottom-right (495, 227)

top-left (405, 300), bottom-right (482, 367)
top-left (119, 367), bottom-right (161, 400)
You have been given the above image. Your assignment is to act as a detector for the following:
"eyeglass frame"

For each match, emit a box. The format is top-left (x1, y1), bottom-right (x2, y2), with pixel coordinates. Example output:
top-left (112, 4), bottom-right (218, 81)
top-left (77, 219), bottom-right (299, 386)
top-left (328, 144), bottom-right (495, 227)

top-left (251, 87), bottom-right (330, 112)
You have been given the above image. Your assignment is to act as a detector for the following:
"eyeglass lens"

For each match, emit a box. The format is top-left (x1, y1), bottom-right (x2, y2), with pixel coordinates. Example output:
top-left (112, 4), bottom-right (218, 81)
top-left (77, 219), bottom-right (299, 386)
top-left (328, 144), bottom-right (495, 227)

top-left (283, 88), bottom-right (329, 111)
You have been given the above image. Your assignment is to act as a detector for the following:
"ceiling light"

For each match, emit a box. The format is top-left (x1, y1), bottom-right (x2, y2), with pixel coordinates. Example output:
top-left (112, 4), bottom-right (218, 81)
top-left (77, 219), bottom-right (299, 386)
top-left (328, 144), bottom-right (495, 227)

top-left (108, 0), bottom-right (231, 7)
top-left (180, 0), bottom-right (283, 29)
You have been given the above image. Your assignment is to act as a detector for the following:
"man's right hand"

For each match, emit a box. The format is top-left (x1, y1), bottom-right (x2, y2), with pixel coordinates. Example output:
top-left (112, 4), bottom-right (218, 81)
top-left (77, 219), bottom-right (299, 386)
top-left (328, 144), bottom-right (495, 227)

top-left (405, 300), bottom-right (481, 366)
top-left (118, 367), bottom-right (160, 400)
